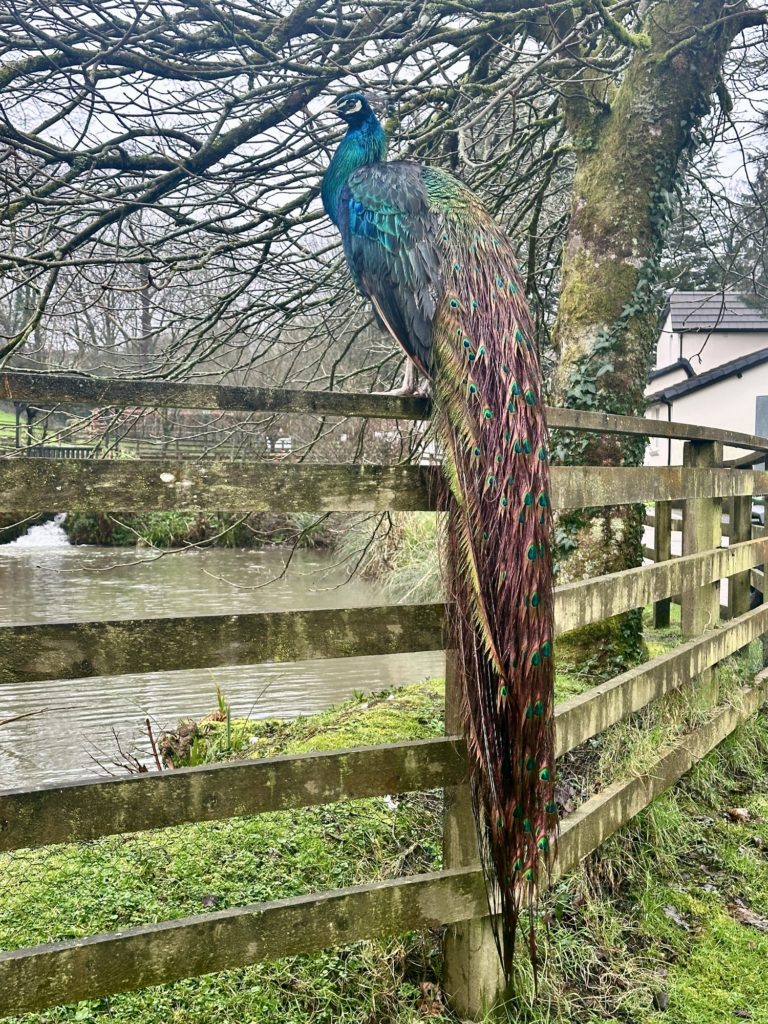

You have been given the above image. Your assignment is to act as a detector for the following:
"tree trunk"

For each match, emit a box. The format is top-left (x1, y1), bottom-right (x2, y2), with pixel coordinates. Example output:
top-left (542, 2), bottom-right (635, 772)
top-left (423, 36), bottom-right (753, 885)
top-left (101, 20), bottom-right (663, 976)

top-left (552, 1), bottom-right (763, 670)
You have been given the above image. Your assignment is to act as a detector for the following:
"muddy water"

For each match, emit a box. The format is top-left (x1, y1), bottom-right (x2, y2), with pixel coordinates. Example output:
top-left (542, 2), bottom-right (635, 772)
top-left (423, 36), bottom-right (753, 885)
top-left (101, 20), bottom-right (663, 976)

top-left (0, 542), bottom-right (443, 787)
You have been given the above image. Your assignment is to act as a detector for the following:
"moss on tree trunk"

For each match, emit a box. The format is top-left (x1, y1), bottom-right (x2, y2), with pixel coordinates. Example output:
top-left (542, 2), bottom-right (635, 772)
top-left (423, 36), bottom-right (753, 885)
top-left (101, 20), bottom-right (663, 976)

top-left (551, 1), bottom-right (764, 668)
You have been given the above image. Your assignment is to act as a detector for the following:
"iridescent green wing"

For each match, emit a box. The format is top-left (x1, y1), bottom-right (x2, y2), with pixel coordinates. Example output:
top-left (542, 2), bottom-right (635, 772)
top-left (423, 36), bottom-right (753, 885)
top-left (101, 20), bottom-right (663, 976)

top-left (339, 160), bottom-right (446, 376)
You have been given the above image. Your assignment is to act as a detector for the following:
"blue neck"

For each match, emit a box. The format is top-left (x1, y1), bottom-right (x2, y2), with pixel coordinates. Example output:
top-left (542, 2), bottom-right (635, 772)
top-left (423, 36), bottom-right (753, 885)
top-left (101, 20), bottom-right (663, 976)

top-left (322, 113), bottom-right (387, 226)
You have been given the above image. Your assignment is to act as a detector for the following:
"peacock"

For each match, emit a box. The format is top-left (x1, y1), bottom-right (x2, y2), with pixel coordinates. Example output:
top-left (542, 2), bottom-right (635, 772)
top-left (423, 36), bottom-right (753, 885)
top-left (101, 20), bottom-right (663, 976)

top-left (320, 91), bottom-right (556, 975)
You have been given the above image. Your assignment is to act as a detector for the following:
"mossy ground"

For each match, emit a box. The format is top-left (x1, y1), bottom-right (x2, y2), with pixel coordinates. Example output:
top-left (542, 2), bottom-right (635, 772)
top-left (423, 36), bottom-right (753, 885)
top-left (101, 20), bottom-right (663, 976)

top-left (2, 615), bottom-right (767, 1024)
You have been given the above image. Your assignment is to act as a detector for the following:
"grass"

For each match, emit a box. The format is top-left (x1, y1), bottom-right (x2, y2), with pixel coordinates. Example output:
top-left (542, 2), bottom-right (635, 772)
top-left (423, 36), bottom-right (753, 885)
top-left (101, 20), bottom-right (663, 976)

top-left (338, 512), bottom-right (443, 604)
top-left (0, 682), bottom-right (451, 1024)
top-left (520, 715), bottom-right (768, 1024)
top-left (2, 620), bottom-right (768, 1024)
top-left (0, 408), bottom-right (16, 438)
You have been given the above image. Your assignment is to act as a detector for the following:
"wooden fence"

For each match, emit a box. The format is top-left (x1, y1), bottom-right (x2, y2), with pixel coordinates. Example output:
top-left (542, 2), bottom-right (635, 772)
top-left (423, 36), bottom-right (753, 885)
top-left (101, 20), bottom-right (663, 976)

top-left (21, 444), bottom-right (97, 460)
top-left (0, 432), bottom-right (259, 463)
top-left (1, 370), bottom-right (768, 1019)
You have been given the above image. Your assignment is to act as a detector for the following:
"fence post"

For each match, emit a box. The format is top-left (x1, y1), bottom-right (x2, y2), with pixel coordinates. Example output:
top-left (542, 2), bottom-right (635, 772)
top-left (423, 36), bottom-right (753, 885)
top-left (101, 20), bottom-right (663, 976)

top-left (652, 500), bottom-right (672, 628)
top-left (727, 495), bottom-right (753, 619)
top-left (681, 440), bottom-right (722, 640)
top-left (681, 440), bottom-right (722, 711)
top-left (442, 650), bottom-right (506, 1019)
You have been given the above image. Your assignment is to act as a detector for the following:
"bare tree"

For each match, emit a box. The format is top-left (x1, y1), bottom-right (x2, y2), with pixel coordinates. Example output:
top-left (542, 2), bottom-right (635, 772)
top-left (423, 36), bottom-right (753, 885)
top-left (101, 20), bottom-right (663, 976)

top-left (1, 2), bottom-right (767, 633)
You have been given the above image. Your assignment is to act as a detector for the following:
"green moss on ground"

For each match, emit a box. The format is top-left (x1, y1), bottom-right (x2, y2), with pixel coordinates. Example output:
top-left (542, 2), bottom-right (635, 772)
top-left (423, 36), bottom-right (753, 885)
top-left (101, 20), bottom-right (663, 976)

top-left (0, 680), bottom-right (451, 1024)
top-left (245, 677), bottom-right (446, 757)
top-left (2, 624), bottom-right (768, 1024)
top-left (158, 679), bottom-right (447, 768)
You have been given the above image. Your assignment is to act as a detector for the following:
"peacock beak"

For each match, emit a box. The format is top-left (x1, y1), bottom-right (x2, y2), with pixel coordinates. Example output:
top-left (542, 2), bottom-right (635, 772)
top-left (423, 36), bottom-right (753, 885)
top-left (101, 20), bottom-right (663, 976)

top-left (323, 100), bottom-right (345, 120)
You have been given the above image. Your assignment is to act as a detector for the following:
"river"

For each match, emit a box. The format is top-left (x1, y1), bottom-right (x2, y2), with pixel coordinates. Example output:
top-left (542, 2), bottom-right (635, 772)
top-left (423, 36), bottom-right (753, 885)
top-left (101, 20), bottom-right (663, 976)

top-left (0, 522), bottom-right (443, 788)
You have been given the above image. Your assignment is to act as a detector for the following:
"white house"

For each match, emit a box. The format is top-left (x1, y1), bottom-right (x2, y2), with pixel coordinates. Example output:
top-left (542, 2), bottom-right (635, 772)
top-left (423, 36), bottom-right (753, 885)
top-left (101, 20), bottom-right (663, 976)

top-left (645, 292), bottom-right (768, 465)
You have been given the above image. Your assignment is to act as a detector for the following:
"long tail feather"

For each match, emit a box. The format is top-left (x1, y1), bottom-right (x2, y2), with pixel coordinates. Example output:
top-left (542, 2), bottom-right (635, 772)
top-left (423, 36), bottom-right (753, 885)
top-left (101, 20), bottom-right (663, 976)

top-left (432, 221), bottom-right (557, 977)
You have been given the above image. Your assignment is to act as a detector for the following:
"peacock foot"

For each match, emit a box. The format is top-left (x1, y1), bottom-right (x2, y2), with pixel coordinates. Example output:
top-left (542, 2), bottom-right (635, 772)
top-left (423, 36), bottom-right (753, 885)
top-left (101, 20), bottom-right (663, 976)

top-left (373, 360), bottom-right (429, 397)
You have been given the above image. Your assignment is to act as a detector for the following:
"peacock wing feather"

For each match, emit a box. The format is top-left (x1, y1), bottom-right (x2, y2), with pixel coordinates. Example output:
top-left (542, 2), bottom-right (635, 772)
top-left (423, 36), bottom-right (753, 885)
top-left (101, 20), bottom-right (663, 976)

top-left (338, 161), bottom-right (444, 376)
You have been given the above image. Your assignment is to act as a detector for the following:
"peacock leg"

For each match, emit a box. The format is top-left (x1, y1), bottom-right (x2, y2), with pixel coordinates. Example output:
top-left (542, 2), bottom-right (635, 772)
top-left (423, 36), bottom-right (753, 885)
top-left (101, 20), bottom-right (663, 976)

top-left (374, 358), bottom-right (420, 396)
top-left (414, 376), bottom-right (432, 399)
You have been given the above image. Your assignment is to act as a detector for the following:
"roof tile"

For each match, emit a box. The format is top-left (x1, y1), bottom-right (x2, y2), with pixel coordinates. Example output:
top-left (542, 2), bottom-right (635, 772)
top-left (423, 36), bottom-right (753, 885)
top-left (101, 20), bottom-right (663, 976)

top-left (670, 291), bottom-right (768, 332)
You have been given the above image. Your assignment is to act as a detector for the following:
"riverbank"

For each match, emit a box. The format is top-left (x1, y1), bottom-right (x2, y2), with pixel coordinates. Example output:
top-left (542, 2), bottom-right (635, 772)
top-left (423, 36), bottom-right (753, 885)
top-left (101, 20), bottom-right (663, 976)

top-left (2, 624), bottom-right (768, 1022)
top-left (60, 511), bottom-right (337, 548)
top-left (0, 510), bottom-right (337, 548)
top-left (0, 542), bottom-right (441, 787)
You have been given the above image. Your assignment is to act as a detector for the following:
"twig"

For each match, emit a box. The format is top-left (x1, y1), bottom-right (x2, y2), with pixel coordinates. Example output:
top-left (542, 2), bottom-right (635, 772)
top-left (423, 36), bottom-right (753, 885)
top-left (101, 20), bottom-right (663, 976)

top-left (145, 717), bottom-right (163, 772)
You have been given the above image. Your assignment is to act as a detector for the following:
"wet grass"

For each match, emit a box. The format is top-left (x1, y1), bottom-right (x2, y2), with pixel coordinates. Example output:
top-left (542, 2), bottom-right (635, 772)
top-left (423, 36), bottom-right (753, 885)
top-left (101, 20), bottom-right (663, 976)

top-left (514, 708), bottom-right (768, 1024)
top-left (0, 681), bottom-right (450, 1024)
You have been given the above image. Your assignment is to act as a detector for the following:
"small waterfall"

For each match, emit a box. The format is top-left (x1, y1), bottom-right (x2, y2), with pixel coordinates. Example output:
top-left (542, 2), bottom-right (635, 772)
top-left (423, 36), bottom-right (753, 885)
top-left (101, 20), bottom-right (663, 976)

top-left (9, 513), bottom-right (70, 548)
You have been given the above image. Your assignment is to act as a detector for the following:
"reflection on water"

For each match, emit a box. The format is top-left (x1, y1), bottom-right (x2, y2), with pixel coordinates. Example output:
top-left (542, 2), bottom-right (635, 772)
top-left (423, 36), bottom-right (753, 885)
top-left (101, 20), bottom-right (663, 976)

top-left (0, 545), bottom-right (443, 787)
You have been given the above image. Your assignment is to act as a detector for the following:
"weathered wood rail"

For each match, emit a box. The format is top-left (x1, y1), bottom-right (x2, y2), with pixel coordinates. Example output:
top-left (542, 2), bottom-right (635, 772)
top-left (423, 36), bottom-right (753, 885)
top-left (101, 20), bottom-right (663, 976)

top-left (2, 371), bottom-right (768, 1021)
top-left (4, 369), bottom-right (768, 454)
top-left (5, 602), bottom-right (768, 854)
top-left (3, 541), bottom-right (766, 684)
top-left (1, 460), bottom-right (768, 514)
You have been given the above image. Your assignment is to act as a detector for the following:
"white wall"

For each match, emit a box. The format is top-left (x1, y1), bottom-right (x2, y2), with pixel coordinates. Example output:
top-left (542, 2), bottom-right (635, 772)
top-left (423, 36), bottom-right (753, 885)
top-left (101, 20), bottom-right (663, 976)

top-left (654, 310), bottom-right (767, 378)
top-left (645, 361), bottom-right (768, 465)
top-left (680, 329), bottom-right (768, 375)
top-left (645, 401), bottom-right (671, 466)
top-left (644, 366), bottom-right (688, 396)
top-left (655, 312), bottom-right (679, 369)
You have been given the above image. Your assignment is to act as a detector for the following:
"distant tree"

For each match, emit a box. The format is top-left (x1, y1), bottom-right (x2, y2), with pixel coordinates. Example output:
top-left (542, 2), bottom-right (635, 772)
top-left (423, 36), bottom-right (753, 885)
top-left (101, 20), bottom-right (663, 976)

top-left (727, 153), bottom-right (768, 303)
top-left (662, 149), bottom-right (768, 299)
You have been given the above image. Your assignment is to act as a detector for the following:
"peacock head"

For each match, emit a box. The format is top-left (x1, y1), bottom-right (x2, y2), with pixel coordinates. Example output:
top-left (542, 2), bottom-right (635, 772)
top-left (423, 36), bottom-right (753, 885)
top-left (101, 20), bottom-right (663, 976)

top-left (333, 91), bottom-right (376, 128)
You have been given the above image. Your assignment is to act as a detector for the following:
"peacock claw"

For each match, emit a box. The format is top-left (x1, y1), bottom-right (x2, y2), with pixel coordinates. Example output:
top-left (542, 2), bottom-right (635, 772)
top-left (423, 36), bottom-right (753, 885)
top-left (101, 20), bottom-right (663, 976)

top-left (373, 380), bottom-right (431, 398)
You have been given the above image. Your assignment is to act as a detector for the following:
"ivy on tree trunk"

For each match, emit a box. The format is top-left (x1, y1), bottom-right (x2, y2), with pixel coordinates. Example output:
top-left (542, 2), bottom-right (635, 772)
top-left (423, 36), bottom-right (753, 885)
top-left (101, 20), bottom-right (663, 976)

top-left (550, 0), bottom-right (765, 671)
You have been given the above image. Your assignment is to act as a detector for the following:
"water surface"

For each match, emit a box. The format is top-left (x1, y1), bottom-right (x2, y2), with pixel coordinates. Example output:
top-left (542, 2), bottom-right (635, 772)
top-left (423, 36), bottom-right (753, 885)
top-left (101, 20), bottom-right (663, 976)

top-left (0, 538), bottom-right (442, 788)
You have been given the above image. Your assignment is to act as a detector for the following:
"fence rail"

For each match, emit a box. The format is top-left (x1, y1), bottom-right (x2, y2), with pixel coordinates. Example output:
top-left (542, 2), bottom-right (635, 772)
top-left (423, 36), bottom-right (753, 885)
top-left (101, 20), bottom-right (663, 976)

top-left (2, 460), bottom-right (768, 516)
top-left (2, 372), bottom-right (768, 1020)
top-left (0, 736), bottom-right (466, 850)
top-left (2, 672), bottom-right (765, 1018)
top-left (4, 600), bottom-right (768, 857)
top-left (0, 603), bottom-right (445, 684)
top-left (3, 540), bottom-right (766, 685)
top-left (23, 445), bottom-right (97, 460)
top-left (4, 370), bottom-right (768, 453)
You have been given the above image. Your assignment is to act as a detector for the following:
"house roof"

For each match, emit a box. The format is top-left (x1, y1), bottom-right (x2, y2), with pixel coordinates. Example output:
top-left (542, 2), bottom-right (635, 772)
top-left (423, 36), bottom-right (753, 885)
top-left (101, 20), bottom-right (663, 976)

top-left (646, 346), bottom-right (768, 403)
top-left (648, 357), bottom-right (695, 382)
top-left (670, 291), bottom-right (768, 332)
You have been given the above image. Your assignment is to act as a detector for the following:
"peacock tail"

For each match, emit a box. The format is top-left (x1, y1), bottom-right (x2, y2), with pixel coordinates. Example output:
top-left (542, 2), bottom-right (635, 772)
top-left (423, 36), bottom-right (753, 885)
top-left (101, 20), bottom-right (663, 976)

top-left (320, 92), bottom-right (557, 976)
top-left (431, 193), bottom-right (556, 975)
